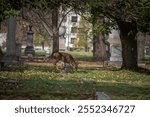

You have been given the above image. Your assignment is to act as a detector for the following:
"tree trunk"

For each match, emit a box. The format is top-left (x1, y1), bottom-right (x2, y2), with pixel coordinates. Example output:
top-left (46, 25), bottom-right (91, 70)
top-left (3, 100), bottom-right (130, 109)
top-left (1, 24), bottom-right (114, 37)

top-left (52, 7), bottom-right (59, 54)
top-left (41, 41), bottom-right (44, 50)
top-left (0, 21), bottom-right (1, 30)
top-left (117, 20), bottom-right (138, 69)
top-left (92, 13), bottom-right (107, 61)
top-left (93, 34), bottom-right (107, 61)
top-left (84, 35), bottom-right (88, 52)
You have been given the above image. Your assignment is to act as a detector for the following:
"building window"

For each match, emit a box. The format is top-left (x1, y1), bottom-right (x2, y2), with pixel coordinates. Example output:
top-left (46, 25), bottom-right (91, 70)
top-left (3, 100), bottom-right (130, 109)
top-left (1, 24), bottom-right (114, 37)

top-left (71, 27), bottom-right (77, 33)
top-left (71, 38), bottom-right (76, 44)
top-left (71, 16), bottom-right (78, 22)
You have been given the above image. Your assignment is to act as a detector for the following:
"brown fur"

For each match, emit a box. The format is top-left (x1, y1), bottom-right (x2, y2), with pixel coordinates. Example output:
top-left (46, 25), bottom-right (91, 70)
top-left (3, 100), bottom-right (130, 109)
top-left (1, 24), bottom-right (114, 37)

top-left (52, 52), bottom-right (78, 71)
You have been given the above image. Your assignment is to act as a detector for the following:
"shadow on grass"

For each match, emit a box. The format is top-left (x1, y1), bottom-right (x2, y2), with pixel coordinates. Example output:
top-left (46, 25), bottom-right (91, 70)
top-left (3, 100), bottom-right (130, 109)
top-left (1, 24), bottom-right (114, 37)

top-left (128, 67), bottom-right (150, 75)
top-left (0, 78), bottom-right (94, 100)
top-left (94, 82), bottom-right (150, 100)
top-left (0, 78), bottom-right (150, 100)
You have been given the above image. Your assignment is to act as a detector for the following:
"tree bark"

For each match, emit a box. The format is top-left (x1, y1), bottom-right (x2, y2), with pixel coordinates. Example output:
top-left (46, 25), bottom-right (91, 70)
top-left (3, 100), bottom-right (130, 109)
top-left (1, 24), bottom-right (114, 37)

top-left (0, 46), bottom-right (4, 69)
top-left (52, 7), bottom-right (59, 54)
top-left (92, 13), bottom-right (107, 61)
top-left (117, 20), bottom-right (138, 69)
top-left (84, 35), bottom-right (88, 52)
top-left (93, 34), bottom-right (107, 61)
top-left (41, 41), bottom-right (44, 50)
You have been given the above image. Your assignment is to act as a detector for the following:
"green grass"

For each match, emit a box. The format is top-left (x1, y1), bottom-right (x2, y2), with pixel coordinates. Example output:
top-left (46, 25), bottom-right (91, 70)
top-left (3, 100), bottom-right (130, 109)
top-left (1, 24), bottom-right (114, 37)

top-left (68, 51), bottom-right (93, 60)
top-left (144, 55), bottom-right (150, 61)
top-left (0, 51), bottom-right (150, 99)
top-left (0, 63), bottom-right (150, 100)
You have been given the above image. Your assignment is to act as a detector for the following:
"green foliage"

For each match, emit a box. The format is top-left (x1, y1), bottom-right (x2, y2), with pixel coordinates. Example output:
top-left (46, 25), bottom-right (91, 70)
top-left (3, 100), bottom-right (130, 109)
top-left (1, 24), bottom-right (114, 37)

top-left (34, 34), bottom-right (45, 46)
top-left (3, 9), bottom-right (20, 18)
top-left (87, 0), bottom-right (150, 33)
top-left (137, 6), bottom-right (150, 32)
top-left (23, 0), bottom-right (70, 10)
top-left (23, 0), bottom-right (50, 10)
top-left (69, 51), bottom-right (93, 60)
top-left (35, 51), bottom-right (46, 56)
top-left (92, 20), bottom-right (115, 35)
top-left (76, 17), bottom-right (91, 49)
top-left (0, 0), bottom-right (21, 21)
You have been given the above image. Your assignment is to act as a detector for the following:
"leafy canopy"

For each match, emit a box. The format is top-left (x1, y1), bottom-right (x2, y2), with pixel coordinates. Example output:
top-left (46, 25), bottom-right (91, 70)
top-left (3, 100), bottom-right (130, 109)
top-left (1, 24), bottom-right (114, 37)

top-left (86, 0), bottom-right (150, 33)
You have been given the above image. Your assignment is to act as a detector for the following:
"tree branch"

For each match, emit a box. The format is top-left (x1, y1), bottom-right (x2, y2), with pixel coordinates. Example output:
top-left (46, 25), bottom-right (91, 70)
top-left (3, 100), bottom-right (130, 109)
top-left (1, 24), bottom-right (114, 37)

top-left (58, 8), bottom-right (73, 28)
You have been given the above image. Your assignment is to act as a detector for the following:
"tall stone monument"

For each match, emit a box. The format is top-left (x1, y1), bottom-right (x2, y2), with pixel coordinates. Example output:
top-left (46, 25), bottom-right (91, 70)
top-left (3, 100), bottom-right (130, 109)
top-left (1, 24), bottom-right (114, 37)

top-left (108, 30), bottom-right (122, 65)
top-left (6, 17), bottom-right (16, 56)
top-left (0, 17), bottom-right (23, 68)
top-left (24, 24), bottom-right (35, 56)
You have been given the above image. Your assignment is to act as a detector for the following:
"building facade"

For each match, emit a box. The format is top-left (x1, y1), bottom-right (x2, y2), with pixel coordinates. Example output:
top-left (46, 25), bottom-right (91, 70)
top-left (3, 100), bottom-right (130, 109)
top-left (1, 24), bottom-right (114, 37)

top-left (60, 10), bottom-right (81, 51)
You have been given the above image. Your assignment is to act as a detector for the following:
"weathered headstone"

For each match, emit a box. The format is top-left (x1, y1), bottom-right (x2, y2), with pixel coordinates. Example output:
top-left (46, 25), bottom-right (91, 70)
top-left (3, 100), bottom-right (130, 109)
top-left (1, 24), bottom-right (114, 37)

top-left (95, 92), bottom-right (110, 100)
top-left (108, 30), bottom-right (122, 65)
top-left (0, 17), bottom-right (19, 66)
top-left (16, 43), bottom-right (21, 57)
top-left (24, 24), bottom-right (35, 57)
top-left (145, 35), bottom-right (150, 54)
top-left (137, 32), bottom-right (145, 60)
top-left (0, 17), bottom-right (23, 68)
top-left (6, 17), bottom-right (16, 56)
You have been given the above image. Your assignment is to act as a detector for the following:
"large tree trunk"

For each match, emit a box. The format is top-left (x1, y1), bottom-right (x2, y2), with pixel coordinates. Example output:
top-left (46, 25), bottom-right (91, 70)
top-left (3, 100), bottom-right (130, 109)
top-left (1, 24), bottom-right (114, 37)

top-left (52, 7), bottom-right (59, 53)
top-left (92, 13), bottom-right (107, 61)
top-left (93, 34), bottom-right (107, 61)
top-left (117, 20), bottom-right (138, 69)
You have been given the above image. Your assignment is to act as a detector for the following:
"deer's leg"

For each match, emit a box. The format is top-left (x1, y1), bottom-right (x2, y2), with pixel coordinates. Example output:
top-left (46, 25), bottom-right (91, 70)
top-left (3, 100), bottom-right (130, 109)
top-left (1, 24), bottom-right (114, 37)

top-left (53, 59), bottom-right (59, 70)
top-left (69, 62), bottom-right (75, 72)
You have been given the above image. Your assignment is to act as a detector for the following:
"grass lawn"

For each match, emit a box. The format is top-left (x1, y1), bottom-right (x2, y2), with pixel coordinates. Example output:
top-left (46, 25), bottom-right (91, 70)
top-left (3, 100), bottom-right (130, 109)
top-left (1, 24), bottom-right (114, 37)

top-left (0, 51), bottom-right (150, 100)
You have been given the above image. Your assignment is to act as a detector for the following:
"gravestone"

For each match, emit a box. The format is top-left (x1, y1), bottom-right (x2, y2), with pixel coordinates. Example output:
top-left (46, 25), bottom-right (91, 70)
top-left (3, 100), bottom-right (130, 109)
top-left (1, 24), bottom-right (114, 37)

top-left (0, 17), bottom-right (23, 68)
top-left (0, 17), bottom-right (18, 66)
top-left (16, 43), bottom-right (21, 57)
top-left (6, 17), bottom-right (16, 56)
top-left (24, 24), bottom-right (35, 57)
top-left (95, 92), bottom-right (110, 100)
top-left (137, 32), bottom-right (145, 60)
top-left (108, 30), bottom-right (122, 65)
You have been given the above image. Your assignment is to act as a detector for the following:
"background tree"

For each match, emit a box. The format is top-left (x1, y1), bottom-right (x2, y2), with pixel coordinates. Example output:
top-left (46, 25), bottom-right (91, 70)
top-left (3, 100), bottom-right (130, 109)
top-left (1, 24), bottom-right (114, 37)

top-left (72, 1), bottom-right (113, 61)
top-left (23, 0), bottom-right (73, 54)
top-left (76, 17), bottom-right (91, 52)
top-left (91, 13), bottom-right (112, 61)
top-left (86, 0), bottom-right (150, 69)
top-left (34, 34), bottom-right (44, 48)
